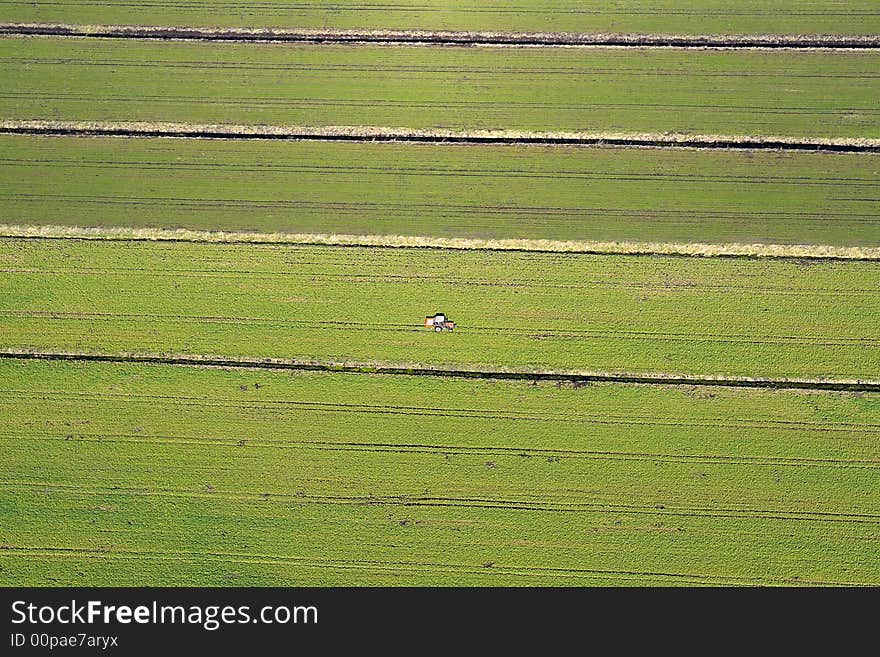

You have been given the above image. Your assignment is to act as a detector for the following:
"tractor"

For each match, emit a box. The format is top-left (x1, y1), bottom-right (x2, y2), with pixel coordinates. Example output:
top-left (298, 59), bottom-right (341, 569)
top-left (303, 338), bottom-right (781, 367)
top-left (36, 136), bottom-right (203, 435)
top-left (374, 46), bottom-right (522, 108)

top-left (425, 313), bottom-right (455, 332)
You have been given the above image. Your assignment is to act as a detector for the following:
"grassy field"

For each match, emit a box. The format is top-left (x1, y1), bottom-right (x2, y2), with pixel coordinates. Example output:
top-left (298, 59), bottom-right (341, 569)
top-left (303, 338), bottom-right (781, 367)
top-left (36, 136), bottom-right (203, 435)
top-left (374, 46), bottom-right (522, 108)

top-left (2, 238), bottom-right (877, 380)
top-left (1, 359), bottom-right (877, 586)
top-left (2, 0), bottom-right (878, 593)
top-left (2, 135), bottom-right (879, 247)
top-left (2, 37), bottom-right (879, 138)
top-left (2, 1), bottom-right (879, 36)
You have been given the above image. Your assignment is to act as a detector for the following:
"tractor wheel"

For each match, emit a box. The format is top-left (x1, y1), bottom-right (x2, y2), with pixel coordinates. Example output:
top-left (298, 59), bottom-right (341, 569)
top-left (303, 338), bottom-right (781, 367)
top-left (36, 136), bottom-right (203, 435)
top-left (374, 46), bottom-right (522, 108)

top-left (434, 326), bottom-right (443, 332)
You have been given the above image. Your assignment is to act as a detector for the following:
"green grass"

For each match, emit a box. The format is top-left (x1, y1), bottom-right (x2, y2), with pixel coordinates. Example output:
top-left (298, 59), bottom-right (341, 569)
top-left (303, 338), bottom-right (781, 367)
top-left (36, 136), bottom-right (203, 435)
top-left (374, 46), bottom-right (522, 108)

top-left (2, 1), bottom-right (879, 36)
top-left (3, 37), bottom-right (879, 138)
top-left (1, 238), bottom-right (878, 380)
top-left (1, 359), bottom-right (877, 585)
top-left (3, 135), bottom-right (879, 247)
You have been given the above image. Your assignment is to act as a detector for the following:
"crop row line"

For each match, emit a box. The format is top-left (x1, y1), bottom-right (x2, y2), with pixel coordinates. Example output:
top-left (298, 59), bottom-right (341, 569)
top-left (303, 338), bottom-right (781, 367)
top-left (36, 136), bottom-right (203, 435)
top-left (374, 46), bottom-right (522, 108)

top-left (3, 6), bottom-right (877, 18)
top-left (3, 268), bottom-right (877, 297)
top-left (8, 389), bottom-right (877, 431)
top-left (7, 388), bottom-right (880, 429)
top-left (3, 350), bottom-right (879, 391)
top-left (4, 157), bottom-right (879, 186)
top-left (7, 96), bottom-right (879, 121)
top-left (4, 268), bottom-right (876, 296)
top-left (11, 93), bottom-right (879, 115)
top-left (8, 59), bottom-right (880, 80)
top-left (0, 546), bottom-right (831, 587)
top-left (4, 481), bottom-right (877, 525)
top-left (8, 200), bottom-right (878, 227)
top-left (7, 403), bottom-right (878, 435)
top-left (3, 311), bottom-right (873, 347)
top-left (3, 24), bottom-right (880, 50)
top-left (5, 432), bottom-right (877, 468)
top-left (15, 194), bottom-right (878, 220)
top-left (8, 397), bottom-right (878, 435)
top-left (7, 194), bottom-right (879, 222)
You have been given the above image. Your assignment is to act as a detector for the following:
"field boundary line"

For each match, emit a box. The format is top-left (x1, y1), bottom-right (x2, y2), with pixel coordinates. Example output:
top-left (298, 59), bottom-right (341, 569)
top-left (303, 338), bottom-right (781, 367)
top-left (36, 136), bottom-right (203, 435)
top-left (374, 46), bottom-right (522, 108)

top-left (2, 350), bottom-right (878, 392)
top-left (3, 121), bottom-right (879, 154)
top-left (2, 224), bottom-right (877, 261)
top-left (2, 24), bottom-right (880, 50)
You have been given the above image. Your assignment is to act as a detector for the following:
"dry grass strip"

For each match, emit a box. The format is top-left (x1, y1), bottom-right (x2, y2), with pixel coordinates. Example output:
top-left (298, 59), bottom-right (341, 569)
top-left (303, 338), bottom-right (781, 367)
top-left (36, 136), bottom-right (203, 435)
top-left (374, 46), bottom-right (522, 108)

top-left (2, 23), bottom-right (879, 49)
top-left (3, 120), bottom-right (880, 152)
top-left (1, 224), bottom-right (878, 261)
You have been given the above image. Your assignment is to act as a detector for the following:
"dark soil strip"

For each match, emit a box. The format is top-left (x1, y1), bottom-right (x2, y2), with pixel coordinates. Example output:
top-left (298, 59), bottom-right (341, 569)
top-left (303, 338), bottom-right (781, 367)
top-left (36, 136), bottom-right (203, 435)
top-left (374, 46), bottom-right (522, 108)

top-left (3, 24), bottom-right (880, 49)
top-left (4, 351), bottom-right (878, 393)
top-left (3, 125), bottom-right (878, 154)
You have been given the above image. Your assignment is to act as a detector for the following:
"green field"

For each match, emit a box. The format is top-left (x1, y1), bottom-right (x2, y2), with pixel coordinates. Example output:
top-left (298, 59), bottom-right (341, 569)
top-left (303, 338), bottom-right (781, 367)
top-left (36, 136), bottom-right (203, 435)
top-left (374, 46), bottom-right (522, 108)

top-left (3, 37), bottom-right (879, 138)
top-left (2, 238), bottom-right (877, 380)
top-left (2, 0), bottom-right (878, 593)
top-left (3, 135), bottom-right (879, 247)
top-left (2, 1), bottom-right (879, 36)
top-left (1, 359), bottom-right (877, 586)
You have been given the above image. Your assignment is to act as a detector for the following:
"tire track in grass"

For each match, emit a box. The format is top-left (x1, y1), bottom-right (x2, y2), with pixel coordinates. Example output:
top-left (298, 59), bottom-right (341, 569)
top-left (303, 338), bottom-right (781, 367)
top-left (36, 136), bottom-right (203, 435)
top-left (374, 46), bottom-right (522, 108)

top-left (11, 93), bottom-right (880, 115)
top-left (2, 310), bottom-right (875, 348)
top-left (3, 267), bottom-right (878, 296)
top-left (7, 58), bottom-right (880, 79)
top-left (4, 432), bottom-right (878, 469)
top-left (0, 547), bottom-right (825, 587)
top-left (8, 193), bottom-right (879, 218)
top-left (4, 156), bottom-right (880, 187)
top-left (7, 95), bottom-right (880, 118)
top-left (5, 389), bottom-right (880, 434)
top-left (17, 409), bottom-right (880, 436)
top-left (6, 194), bottom-right (880, 230)
top-left (3, 481), bottom-right (878, 525)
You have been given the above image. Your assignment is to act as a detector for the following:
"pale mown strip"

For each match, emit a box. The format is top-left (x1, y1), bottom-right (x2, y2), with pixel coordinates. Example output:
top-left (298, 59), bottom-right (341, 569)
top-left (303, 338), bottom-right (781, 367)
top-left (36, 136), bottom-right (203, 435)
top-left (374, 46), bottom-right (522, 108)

top-left (2, 224), bottom-right (878, 261)
top-left (4, 23), bottom-right (880, 48)
top-left (4, 120), bottom-right (879, 151)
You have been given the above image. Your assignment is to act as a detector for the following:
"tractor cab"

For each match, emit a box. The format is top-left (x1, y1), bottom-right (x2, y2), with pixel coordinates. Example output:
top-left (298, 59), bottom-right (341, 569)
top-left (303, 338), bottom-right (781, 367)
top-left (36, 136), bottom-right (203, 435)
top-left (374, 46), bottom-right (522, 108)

top-left (425, 313), bottom-right (455, 332)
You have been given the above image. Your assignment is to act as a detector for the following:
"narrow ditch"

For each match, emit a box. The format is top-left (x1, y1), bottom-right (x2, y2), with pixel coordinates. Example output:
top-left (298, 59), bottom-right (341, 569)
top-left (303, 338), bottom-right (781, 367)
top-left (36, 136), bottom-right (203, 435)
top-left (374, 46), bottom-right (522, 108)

top-left (3, 351), bottom-right (878, 393)
top-left (2, 24), bottom-right (879, 50)
top-left (3, 124), bottom-right (878, 154)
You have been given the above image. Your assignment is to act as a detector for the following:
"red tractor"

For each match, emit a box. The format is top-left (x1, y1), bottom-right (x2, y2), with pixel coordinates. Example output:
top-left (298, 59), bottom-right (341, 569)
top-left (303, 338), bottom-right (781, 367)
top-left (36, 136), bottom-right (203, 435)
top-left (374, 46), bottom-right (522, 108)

top-left (425, 313), bottom-right (455, 332)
